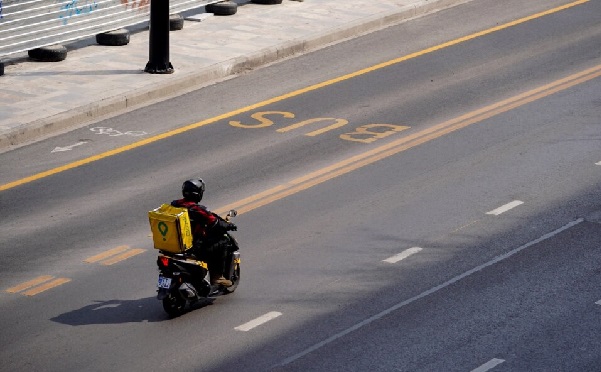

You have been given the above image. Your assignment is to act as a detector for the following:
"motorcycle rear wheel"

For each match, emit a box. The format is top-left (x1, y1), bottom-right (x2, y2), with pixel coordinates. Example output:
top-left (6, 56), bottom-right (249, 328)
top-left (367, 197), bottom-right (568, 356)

top-left (162, 294), bottom-right (186, 317)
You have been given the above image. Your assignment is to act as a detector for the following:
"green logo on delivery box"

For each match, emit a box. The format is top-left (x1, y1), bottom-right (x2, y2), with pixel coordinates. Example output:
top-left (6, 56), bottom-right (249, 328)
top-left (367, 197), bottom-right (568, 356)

top-left (158, 221), bottom-right (168, 241)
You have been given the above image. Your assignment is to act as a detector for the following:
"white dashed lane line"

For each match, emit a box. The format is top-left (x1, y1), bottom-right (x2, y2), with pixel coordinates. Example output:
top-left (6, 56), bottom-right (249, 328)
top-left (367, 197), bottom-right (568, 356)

top-left (471, 358), bottom-right (505, 372)
top-left (235, 311), bottom-right (282, 332)
top-left (277, 219), bottom-right (583, 367)
top-left (486, 200), bottom-right (524, 216)
top-left (383, 247), bottom-right (423, 263)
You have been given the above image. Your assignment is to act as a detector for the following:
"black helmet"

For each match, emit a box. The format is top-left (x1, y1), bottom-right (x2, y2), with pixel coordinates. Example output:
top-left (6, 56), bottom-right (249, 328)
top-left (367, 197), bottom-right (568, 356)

top-left (182, 179), bottom-right (205, 202)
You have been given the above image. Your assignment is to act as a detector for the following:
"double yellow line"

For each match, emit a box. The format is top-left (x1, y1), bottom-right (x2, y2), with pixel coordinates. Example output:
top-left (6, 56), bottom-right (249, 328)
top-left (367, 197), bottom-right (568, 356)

top-left (216, 63), bottom-right (601, 216)
top-left (5, 245), bottom-right (146, 296)
top-left (84, 245), bottom-right (145, 265)
top-left (6, 275), bottom-right (71, 296)
top-left (0, 0), bottom-right (589, 193)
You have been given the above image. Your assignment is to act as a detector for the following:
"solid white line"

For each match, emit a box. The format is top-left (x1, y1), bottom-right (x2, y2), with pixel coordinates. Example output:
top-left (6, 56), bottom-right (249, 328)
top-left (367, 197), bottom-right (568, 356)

top-left (595, 300), bottom-right (601, 306)
top-left (471, 358), bottom-right (505, 372)
top-left (235, 311), bottom-right (282, 332)
top-left (596, 161), bottom-right (601, 165)
top-left (383, 247), bottom-right (423, 263)
top-left (276, 218), bottom-right (584, 367)
top-left (486, 200), bottom-right (524, 216)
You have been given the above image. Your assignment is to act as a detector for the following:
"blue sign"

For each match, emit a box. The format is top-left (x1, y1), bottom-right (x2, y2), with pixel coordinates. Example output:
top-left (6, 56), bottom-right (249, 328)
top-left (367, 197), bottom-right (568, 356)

top-left (60, 0), bottom-right (98, 25)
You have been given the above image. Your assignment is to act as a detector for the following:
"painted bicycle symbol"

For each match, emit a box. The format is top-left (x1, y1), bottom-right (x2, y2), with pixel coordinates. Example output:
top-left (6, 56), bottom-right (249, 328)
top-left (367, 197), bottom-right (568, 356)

top-left (90, 127), bottom-right (147, 137)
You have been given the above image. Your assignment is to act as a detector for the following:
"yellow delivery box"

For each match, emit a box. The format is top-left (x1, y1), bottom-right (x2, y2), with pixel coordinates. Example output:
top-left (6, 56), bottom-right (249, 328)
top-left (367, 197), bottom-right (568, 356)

top-left (148, 204), bottom-right (193, 253)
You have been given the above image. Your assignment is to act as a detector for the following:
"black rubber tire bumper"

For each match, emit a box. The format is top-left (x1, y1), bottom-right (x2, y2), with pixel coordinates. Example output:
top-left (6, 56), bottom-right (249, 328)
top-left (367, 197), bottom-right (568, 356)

top-left (28, 45), bottom-right (68, 62)
top-left (206, 1), bottom-right (238, 15)
top-left (251, 0), bottom-right (283, 4)
top-left (96, 29), bottom-right (130, 46)
top-left (170, 14), bottom-right (184, 30)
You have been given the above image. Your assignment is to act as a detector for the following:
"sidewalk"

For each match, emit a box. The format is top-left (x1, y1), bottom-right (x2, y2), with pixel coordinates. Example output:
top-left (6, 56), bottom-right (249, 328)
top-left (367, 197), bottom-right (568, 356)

top-left (0, 0), bottom-right (471, 151)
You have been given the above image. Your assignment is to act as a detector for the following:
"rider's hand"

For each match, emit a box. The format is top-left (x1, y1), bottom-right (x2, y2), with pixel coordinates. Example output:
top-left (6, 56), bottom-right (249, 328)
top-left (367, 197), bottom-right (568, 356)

top-left (227, 223), bottom-right (237, 231)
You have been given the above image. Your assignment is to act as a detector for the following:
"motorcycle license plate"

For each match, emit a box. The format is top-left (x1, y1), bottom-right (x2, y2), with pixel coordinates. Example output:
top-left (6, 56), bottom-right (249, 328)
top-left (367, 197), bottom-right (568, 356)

top-left (157, 276), bottom-right (172, 289)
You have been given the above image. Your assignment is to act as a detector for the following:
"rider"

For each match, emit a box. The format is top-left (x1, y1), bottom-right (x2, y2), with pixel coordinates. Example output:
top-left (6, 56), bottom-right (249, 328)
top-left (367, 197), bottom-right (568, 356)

top-left (171, 178), bottom-right (237, 287)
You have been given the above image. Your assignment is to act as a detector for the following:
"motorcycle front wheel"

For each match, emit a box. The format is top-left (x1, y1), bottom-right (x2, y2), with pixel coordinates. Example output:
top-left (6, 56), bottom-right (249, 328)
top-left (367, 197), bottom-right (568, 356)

top-left (162, 294), bottom-right (186, 317)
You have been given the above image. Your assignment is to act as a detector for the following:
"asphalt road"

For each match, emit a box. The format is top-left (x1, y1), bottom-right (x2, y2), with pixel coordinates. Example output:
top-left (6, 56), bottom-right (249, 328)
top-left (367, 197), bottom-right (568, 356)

top-left (1, 0), bottom-right (601, 371)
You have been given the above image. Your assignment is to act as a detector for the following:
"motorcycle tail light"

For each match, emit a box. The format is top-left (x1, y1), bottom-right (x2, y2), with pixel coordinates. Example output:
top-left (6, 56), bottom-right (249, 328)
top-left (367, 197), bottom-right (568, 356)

top-left (158, 256), bottom-right (170, 268)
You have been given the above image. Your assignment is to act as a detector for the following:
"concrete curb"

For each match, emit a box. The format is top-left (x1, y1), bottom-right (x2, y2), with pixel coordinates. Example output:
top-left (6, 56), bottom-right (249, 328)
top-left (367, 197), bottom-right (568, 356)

top-left (0, 0), bottom-right (472, 151)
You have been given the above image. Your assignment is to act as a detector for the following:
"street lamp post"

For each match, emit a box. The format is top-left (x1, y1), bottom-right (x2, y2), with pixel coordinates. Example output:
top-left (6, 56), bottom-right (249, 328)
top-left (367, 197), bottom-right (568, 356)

top-left (145, 0), bottom-right (174, 74)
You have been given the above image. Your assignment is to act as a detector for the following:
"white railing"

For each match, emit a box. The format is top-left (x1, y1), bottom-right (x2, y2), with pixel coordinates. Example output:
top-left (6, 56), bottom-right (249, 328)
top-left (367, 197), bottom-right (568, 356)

top-left (0, 0), bottom-right (216, 57)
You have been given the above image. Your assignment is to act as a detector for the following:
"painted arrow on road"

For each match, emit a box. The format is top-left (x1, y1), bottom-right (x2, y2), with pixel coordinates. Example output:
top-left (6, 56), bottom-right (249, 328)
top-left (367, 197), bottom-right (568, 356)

top-left (51, 141), bottom-right (89, 153)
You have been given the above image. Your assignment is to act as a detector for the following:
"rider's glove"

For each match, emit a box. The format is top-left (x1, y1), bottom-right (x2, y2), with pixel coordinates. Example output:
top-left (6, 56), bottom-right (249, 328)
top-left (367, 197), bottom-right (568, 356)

top-left (227, 223), bottom-right (237, 231)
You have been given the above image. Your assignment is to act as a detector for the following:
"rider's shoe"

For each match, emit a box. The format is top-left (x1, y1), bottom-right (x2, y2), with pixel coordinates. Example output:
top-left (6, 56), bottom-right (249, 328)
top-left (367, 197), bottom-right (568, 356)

top-left (214, 276), bottom-right (233, 287)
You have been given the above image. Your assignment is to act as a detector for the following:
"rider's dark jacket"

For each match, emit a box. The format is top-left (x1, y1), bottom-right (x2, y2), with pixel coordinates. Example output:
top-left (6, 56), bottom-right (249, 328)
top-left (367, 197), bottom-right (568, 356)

top-left (171, 198), bottom-right (229, 244)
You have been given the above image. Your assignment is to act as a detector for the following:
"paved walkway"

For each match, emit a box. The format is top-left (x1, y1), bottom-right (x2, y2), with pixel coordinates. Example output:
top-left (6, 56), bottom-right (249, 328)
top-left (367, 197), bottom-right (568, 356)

top-left (0, 0), bottom-right (471, 150)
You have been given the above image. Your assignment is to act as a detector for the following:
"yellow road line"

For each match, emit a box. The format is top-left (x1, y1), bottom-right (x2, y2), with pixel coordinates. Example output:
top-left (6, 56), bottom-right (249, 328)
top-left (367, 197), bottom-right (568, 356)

top-left (0, 0), bottom-right (589, 193)
top-left (6, 246), bottom-right (144, 296)
top-left (84, 245), bottom-right (129, 263)
top-left (100, 248), bottom-right (145, 266)
top-left (6, 275), bottom-right (54, 293)
top-left (22, 278), bottom-right (71, 296)
top-left (215, 63), bottom-right (601, 216)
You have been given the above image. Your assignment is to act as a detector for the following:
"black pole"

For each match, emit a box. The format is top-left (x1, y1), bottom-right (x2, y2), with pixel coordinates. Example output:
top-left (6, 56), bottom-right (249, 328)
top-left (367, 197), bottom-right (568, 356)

top-left (145, 0), bottom-right (174, 74)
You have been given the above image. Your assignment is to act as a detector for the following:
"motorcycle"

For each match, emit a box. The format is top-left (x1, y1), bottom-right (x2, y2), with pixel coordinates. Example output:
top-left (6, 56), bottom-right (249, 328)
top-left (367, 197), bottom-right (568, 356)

top-left (156, 210), bottom-right (240, 317)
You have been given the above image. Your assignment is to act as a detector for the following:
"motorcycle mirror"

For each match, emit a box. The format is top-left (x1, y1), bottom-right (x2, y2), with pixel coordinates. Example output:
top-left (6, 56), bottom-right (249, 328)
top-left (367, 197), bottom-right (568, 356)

top-left (227, 209), bottom-right (238, 218)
